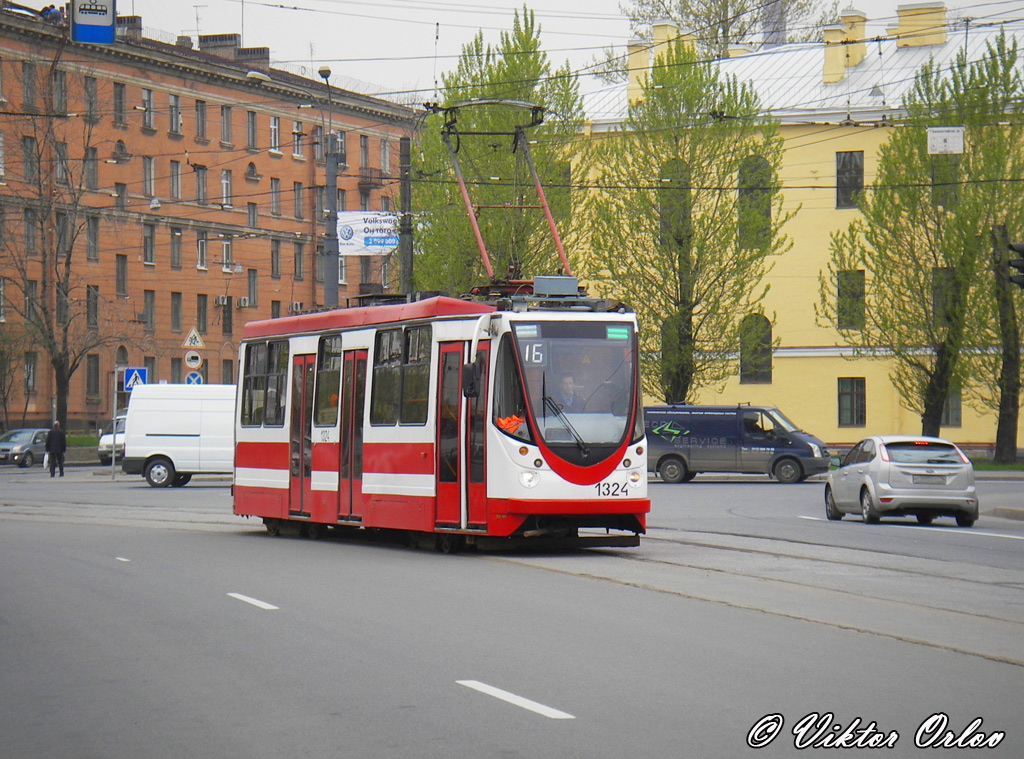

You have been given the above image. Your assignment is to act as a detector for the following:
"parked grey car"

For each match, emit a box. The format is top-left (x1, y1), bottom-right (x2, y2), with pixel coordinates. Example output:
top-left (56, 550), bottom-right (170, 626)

top-left (0, 428), bottom-right (50, 468)
top-left (824, 435), bottom-right (978, 527)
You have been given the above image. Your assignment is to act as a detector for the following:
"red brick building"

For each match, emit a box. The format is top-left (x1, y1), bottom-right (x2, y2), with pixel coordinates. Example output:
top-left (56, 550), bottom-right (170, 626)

top-left (0, 7), bottom-right (417, 431)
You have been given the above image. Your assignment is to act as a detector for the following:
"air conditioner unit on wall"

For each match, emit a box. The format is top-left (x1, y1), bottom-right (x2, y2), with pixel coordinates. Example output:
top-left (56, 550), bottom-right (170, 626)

top-left (236, 296), bottom-right (250, 308)
top-left (214, 294), bottom-right (229, 307)
top-left (288, 301), bottom-right (303, 313)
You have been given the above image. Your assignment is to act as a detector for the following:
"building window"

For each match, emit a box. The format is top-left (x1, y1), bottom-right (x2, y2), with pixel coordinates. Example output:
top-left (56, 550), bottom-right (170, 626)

top-left (738, 155), bottom-right (771, 249)
top-left (248, 269), bottom-right (258, 304)
top-left (54, 141), bottom-right (68, 184)
top-left (837, 269), bottom-right (865, 330)
top-left (293, 241), bottom-right (304, 280)
top-left (271, 300), bottom-right (281, 318)
top-left (170, 228), bottom-right (182, 268)
top-left (931, 154), bottom-right (959, 211)
top-left (270, 177), bottom-right (281, 215)
top-left (247, 202), bottom-right (258, 228)
top-left (169, 160), bottom-right (181, 199)
top-left (220, 105), bottom-right (232, 144)
top-left (143, 290), bottom-right (155, 330)
top-left (293, 121), bottom-right (304, 157)
top-left (171, 291), bottom-right (181, 331)
top-left (197, 294), bottom-right (208, 334)
top-left (195, 165), bottom-right (207, 204)
top-left (142, 223), bottom-right (155, 265)
top-left (87, 354), bottom-right (100, 396)
top-left (24, 280), bottom-right (37, 322)
top-left (269, 116), bottom-right (280, 151)
top-left (168, 93), bottom-right (181, 133)
top-left (195, 100), bottom-right (207, 139)
top-left (84, 147), bottom-right (98, 189)
top-left (380, 196), bottom-right (390, 213)
top-left (87, 285), bottom-right (99, 328)
top-left (360, 256), bottom-right (371, 284)
top-left (142, 156), bottom-right (155, 196)
top-left (838, 377), bottom-right (866, 426)
top-left (51, 69), bottom-right (66, 113)
top-left (221, 169), bottom-right (232, 206)
top-left (114, 182), bottom-right (126, 211)
top-left (113, 82), bottom-right (125, 125)
top-left (932, 266), bottom-right (954, 329)
top-left (941, 387), bottom-right (962, 427)
top-left (21, 62), bottom-right (36, 111)
top-left (836, 151), bottom-right (863, 209)
top-left (171, 357), bottom-right (182, 383)
top-left (246, 110), bottom-right (258, 149)
top-left (222, 359), bottom-right (234, 385)
top-left (222, 297), bottom-right (233, 335)
top-left (23, 352), bottom-right (36, 394)
top-left (116, 255), bottom-right (127, 295)
top-left (220, 238), bottom-right (233, 272)
top-left (293, 181), bottom-right (303, 218)
top-left (23, 208), bottom-right (38, 256)
top-left (84, 76), bottom-right (98, 120)
top-left (86, 216), bottom-right (99, 260)
top-left (338, 188), bottom-right (346, 212)
top-left (359, 134), bottom-right (369, 167)
top-left (270, 238), bottom-right (281, 278)
top-left (739, 313), bottom-right (772, 384)
top-left (21, 136), bottom-right (38, 183)
top-left (196, 231), bottom-right (208, 269)
top-left (339, 255), bottom-right (347, 284)
top-left (141, 88), bottom-right (154, 129)
top-left (359, 191), bottom-right (370, 211)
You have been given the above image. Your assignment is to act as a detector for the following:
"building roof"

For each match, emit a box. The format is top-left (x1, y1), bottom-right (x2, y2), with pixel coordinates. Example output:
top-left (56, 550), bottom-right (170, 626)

top-left (585, 19), bottom-right (1024, 127)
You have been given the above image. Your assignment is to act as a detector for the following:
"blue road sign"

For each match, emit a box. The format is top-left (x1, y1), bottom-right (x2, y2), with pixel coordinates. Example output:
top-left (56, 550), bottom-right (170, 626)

top-left (185, 371), bottom-right (204, 385)
top-left (124, 367), bottom-right (147, 391)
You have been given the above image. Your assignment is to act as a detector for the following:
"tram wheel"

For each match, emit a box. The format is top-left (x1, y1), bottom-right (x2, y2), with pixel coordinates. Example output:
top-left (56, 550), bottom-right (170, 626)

top-left (437, 534), bottom-right (463, 554)
top-left (265, 519), bottom-right (282, 536)
top-left (303, 523), bottom-right (325, 540)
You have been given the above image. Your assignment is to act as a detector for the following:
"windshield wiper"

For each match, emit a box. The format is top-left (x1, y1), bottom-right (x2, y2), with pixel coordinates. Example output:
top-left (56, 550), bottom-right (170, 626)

top-left (543, 395), bottom-right (590, 458)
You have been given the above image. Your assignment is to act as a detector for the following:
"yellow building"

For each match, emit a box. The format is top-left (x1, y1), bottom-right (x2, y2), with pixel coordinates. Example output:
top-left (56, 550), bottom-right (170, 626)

top-left (586, 3), bottom-right (1024, 453)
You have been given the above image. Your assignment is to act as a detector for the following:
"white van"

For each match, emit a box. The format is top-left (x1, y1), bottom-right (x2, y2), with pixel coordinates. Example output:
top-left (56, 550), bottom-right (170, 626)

top-left (121, 384), bottom-right (235, 487)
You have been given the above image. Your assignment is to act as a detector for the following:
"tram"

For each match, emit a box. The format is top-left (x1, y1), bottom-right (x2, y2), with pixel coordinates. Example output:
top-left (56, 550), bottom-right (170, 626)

top-left (233, 283), bottom-right (648, 549)
top-left (232, 100), bottom-right (649, 549)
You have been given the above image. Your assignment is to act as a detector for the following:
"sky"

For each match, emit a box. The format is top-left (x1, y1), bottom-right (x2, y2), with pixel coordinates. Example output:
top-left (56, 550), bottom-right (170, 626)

top-left (114, 0), bottom-right (1024, 101)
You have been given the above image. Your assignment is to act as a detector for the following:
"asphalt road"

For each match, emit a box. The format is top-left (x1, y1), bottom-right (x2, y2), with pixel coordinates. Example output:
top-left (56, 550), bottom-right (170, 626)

top-left (1, 469), bottom-right (1022, 758)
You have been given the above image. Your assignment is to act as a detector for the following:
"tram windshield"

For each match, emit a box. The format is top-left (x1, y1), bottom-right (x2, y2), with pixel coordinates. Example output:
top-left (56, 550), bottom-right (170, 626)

top-left (494, 320), bottom-right (639, 457)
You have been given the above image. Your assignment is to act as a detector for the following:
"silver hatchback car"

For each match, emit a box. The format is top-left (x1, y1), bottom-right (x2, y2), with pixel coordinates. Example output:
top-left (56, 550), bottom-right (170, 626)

top-left (825, 435), bottom-right (978, 527)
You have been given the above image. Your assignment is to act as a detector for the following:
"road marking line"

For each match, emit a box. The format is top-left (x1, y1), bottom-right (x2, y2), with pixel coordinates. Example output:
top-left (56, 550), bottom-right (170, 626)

top-left (227, 592), bottom-right (279, 610)
top-left (115, 557), bottom-right (131, 562)
top-left (800, 515), bottom-right (1024, 540)
top-left (456, 680), bottom-right (574, 719)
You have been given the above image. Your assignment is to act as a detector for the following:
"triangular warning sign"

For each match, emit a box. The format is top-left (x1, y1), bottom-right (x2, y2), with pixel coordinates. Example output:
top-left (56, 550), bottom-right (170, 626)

top-left (182, 328), bottom-right (205, 349)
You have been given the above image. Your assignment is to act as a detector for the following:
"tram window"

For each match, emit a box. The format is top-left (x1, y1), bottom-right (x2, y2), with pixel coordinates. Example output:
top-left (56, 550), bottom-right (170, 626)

top-left (370, 329), bottom-right (402, 425)
top-left (400, 326), bottom-right (430, 424)
top-left (493, 335), bottom-right (532, 442)
top-left (240, 342), bottom-right (267, 426)
top-left (263, 340), bottom-right (289, 427)
top-left (314, 335), bottom-right (342, 426)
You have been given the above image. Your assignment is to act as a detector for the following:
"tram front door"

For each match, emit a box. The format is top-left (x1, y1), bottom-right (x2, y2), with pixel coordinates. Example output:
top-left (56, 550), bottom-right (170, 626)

top-left (289, 354), bottom-right (315, 516)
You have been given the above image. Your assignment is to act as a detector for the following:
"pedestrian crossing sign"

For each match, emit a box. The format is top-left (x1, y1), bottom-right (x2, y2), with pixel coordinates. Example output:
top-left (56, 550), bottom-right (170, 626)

top-left (124, 367), bottom-right (147, 391)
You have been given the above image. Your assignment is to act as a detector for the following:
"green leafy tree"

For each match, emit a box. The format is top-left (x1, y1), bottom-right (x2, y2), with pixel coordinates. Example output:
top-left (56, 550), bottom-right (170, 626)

top-left (818, 33), bottom-right (1024, 447)
top-left (586, 39), bottom-right (791, 402)
top-left (412, 7), bottom-right (586, 294)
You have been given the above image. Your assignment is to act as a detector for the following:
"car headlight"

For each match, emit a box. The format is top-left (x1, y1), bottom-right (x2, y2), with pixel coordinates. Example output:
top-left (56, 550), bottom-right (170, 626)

top-left (809, 443), bottom-right (822, 458)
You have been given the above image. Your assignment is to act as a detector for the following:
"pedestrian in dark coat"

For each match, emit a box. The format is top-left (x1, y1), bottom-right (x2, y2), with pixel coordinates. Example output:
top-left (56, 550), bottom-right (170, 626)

top-left (46, 420), bottom-right (67, 477)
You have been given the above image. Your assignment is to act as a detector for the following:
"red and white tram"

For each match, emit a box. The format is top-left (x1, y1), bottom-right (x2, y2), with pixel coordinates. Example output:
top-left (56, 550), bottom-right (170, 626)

top-left (233, 282), bottom-right (649, 549)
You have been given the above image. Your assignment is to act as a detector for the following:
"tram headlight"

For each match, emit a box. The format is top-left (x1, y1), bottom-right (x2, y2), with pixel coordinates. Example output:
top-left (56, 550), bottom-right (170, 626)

top-left (628, 470), bottom-right (642, 485)
top-left (519, 470), bottom-right (540, 488)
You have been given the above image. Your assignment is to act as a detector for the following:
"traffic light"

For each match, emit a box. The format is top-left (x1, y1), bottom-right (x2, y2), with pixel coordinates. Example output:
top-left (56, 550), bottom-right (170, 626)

top-left (1009, 242), bottom-right (1024, 289)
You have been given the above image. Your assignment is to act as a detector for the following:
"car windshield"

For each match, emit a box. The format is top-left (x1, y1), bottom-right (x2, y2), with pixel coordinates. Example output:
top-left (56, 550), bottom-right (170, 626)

top-left (102, 418), bottom-right (126, 435)
top-left (766, 408), bottom-right (799, 433)
top-left (0, 430), bottom-right (34, 443)
top-left (884, 441), bottom-right (964, 465)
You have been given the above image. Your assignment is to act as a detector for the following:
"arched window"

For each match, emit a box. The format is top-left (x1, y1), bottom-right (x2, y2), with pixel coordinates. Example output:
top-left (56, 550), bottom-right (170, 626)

top-left (738, 155), bottom-right (771, 249)
top-left (739, 313), bottom-right (772, 384)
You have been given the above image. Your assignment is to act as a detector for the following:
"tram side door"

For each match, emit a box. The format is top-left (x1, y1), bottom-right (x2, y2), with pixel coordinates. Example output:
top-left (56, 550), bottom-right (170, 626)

top-left (436, 343), bottom-right (465, 528)
top-left (289, 354), bottom-right (315, 516)
top-left (337, 349), bottom-right (367, 520)
top-left (466, 342), bottom-right (489, 528)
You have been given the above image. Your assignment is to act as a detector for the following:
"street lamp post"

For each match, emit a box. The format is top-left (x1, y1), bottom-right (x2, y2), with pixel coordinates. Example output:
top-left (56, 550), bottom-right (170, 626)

top-left (319, 65), bottom-right (340, 308)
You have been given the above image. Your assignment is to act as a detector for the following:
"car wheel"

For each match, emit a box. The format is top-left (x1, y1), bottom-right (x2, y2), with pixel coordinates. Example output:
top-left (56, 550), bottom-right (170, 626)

top-left (824, 486), bottom-right (843, 520)
top-left (171, 473), bottom-right (192, 487)
top-left (955, 514), bottom-right (976, 528)
top-left (773, 457), bottom-right (802, 484)
top-left (19, 452), bottom-right (34, 468)
top-left (860, 489), bottom-right (880, 524)
top-left (144, 457), bottom-right (175, 488)
top-left (916, 514), bottom-right (934, 525)
top-left (98, 456), bottom-right (111, 466)
top-left (659, 457), bottom-right (689, 484)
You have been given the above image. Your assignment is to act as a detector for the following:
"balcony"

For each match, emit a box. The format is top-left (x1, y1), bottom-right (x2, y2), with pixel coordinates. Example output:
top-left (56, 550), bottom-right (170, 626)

top-left (358, 167), bottom-right (389, 189)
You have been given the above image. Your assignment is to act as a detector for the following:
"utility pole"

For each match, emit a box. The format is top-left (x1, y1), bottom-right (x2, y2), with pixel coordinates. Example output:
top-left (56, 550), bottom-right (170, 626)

top-left (399, 136), bottom-right (413, 295)
top-left (319, 65), bottom-right (340, 308)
